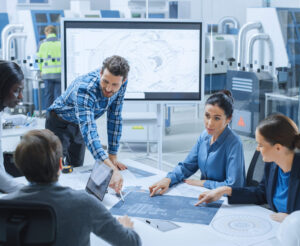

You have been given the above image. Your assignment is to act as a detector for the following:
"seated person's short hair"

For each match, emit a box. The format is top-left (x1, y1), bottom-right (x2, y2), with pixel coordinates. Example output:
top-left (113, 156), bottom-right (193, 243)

top-left (44, 25), bottom-right (56, 35)
top-left (14, 129), bottom-right (62, 183)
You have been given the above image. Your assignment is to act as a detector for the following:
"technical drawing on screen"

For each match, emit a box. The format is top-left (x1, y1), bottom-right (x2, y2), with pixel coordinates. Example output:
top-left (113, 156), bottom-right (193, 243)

top-left (62, 19), bottom-right (203, 101)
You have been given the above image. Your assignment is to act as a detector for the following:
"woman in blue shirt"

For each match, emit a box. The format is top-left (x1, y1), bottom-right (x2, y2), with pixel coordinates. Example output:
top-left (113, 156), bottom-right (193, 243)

top-left (149, 90), bottom-right (246, 196)
top-left (196, 114), bottom-right (300, 222)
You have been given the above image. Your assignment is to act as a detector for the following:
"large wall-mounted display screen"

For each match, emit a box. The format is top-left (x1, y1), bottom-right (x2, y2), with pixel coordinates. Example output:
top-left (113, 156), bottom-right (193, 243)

top-left (63, 19), bottom-right (203, 100)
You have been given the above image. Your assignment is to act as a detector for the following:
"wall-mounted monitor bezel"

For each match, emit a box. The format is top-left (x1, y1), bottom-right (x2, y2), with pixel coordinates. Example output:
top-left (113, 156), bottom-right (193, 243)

top-left (62, 18), bottom-right (204, 101)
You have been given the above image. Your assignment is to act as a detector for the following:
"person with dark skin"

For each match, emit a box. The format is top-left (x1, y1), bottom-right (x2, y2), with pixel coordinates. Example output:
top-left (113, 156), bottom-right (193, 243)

top-left (195, 114), bottom-right (300, 223)
top-left (0, 60), bottom-right (24, 193)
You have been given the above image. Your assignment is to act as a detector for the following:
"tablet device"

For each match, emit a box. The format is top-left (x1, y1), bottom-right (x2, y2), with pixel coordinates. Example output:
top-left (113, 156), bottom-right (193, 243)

top-left (85, 162), bottom-right (113, 201)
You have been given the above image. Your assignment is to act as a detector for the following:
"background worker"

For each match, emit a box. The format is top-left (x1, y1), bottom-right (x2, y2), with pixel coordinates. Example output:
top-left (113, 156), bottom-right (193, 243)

top-left (37, 25), bottom-right (61, 109)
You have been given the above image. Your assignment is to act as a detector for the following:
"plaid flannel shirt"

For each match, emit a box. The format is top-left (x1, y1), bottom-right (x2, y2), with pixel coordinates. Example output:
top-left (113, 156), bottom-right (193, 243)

top-left (48, 69), bottom-right (127, 161)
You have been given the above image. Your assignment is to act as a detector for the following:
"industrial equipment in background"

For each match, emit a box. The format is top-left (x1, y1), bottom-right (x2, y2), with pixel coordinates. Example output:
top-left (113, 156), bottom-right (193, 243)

top-left (225, 8), bottom-right (300, 137)
top-left (0, 9), bottom-right (65, 116)
top-left (3, 4), bottom-right (300, 141)
top-left (204, 16), bottom-right (239, 94)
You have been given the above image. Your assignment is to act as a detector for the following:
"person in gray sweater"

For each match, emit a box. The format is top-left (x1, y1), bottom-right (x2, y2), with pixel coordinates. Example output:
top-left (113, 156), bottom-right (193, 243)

top-left (3, 129), bottom-right (141, 246)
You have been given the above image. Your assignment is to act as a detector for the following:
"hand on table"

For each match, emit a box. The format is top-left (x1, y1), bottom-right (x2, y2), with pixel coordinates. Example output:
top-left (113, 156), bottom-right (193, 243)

top-left (184, 179), bottom-right (205, 187)
top-left (195, 187), bottom-right (231, 206)
top-left (149, 178), bottom-right (171, 197)
top-left (270, 212), bottom-right (288, 222)
top-left (109, 154), bottom-right (127, 170)
top-left (113, 160), bottom-right (127, 170)
top-left (118, 215), bottom-right (134, 229)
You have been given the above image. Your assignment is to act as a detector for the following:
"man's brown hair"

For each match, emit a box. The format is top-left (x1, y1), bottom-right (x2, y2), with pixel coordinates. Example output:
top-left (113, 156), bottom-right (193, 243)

top-left (101, 55), bottom-right (130, 81)
top-left (14, 129), bottom-right (62, 183)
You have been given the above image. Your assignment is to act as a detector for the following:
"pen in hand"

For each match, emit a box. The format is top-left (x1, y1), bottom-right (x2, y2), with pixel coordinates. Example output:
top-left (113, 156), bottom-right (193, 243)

top-left (119, 190), bottom-right (125, 202)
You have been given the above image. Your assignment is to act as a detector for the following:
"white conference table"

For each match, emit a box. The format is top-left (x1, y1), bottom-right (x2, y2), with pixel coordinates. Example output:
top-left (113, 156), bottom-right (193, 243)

top-left (13, 159), bottom-right (280, 246)
top-left (2, 118), bottom-right (46, 153)
top-left (2, 117), bottom-right (45, 139)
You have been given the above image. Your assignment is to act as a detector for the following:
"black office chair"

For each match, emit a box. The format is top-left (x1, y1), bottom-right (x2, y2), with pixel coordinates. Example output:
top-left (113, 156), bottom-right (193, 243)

top-left (3, 152), bottom-right (23, 177)
top-left (246, 150), bottom-right (265, 186)
top-left (0, 200), bottom-right (56, 246)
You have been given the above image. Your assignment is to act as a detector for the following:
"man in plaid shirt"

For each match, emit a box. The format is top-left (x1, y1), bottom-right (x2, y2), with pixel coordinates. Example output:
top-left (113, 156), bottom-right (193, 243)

top-left (45, 55), bottom-right (130, 193)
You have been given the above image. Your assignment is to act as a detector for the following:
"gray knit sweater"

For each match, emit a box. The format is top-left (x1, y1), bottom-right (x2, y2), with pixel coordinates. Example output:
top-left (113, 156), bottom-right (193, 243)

top-left (3, 183), bottom-right (142, 246)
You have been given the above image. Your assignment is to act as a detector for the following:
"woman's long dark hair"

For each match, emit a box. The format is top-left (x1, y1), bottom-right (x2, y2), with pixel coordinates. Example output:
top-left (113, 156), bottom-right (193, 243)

top-left (205, 90), bottom-right (234, 118)
top-left (0, 60), bottom-right (24, 110)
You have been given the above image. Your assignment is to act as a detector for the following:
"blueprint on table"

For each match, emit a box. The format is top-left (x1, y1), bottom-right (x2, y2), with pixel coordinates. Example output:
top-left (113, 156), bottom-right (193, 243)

top-left (123, 186), bottom-right (143, 194)
top-left (110, 191), bottom-right (223, 225)
top-left (126, 166), bottom-right (155, 178)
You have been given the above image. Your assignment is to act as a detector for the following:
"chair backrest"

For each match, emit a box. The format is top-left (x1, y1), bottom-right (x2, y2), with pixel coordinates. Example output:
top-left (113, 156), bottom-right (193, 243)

top-left (3, 152), bottom-right (23, 177)
top-left (0, 200), bottom-right (56, 246)
top-left (246, 150), bottom-right (265, 186)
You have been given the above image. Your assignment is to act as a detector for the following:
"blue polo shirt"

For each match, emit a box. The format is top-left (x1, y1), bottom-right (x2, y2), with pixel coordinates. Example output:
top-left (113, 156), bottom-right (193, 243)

top-left (166, 125), bottom-right (245, 189)
top-left (273, 167), bottom-right (290, 213)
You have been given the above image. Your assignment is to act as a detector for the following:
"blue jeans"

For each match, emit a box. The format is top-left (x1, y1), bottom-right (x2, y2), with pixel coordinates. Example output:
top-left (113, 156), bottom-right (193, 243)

top-left (44, 79), bottom-right (61, 109)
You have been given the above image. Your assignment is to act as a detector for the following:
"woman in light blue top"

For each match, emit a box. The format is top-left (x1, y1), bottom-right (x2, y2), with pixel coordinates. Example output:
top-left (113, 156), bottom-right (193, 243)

top-left (149, 90), bottom-right (245, 196)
